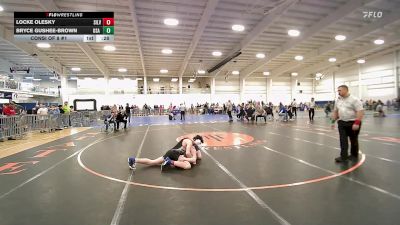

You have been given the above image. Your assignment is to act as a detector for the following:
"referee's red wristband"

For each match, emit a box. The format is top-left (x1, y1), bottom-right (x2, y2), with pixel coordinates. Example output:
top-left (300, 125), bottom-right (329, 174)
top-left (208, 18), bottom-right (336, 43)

top-left (354, 119), bottom-right (361, 125)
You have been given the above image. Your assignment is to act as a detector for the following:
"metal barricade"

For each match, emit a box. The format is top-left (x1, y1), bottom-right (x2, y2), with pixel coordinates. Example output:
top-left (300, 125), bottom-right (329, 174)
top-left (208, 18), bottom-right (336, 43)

top-left (99, 110), bottom-right (111, 118)
top-left (69, 112), bottom-right (83, 127)
top-left (0, 112), bottom-right (111, 141)
top-left (0, 115), bottom-right (29, 140)
top-left (47, 114), bottom-right (61, 131)
top-left (79, 111), bottom-right (98, 127)
top-left (16, 115), bottom-right (29, 138)
top-left (22, 114), bottom-right (49, 132)
top-left (0, 108), bottom-right (190, 141)
top-left (0, 116), bottom-right (12, 140)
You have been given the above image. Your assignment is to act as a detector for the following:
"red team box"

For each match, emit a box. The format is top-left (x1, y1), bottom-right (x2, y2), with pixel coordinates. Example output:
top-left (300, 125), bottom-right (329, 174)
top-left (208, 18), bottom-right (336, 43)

top-left (103, 18), bottom-right (114, 26)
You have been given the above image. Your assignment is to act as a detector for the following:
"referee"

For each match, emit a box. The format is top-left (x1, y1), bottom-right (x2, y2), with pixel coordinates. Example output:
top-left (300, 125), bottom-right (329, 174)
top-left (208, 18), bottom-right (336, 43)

top-left (331, 85), bottom-right (364, 163)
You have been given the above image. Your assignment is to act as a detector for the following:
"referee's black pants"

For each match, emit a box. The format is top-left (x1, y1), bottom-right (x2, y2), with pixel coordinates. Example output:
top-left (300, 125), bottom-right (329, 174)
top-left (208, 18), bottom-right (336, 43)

top-left (227, 110), bottom-right (232, 121)
top-left (308, 108), bottom-right (314, 121)
top-left (292, 107), bottom-right (297, 117)
top-left (180, 111), bottom-right (185, 120)
top-left (338, 120), bottom-right (361, 158)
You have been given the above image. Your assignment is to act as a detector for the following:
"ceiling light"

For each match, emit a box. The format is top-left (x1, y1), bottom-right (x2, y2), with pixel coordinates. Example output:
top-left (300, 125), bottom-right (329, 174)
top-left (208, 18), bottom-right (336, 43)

top-left (164, 18), bottom-right (179, 26)
top-left (357, 59), bottom-right (365, 64)
top-left (25, 76), bottom-right (34, 79)
top-left (33, 78), bottom-right (42, 81)
top-left (212, 51), bottom-right (222, 57)
top-left (162, 49), bottom-right (173, 54)
top-left (232, 71), bottom-right (239, 75)
top-left (374, 39), bottom-right (384, 45)
top-left (256, 53), bottom-right (265, 59)
top-left (328, 57), bottom-right (337, 62)
top-left (288, 29), bottom-right (300, 37)
top-left (197, 70), bottom-right (205, 74)
top-left (335, 35), bottom-right (346, 41)
top-left (291, 72), bottom-right (298, 76)
top-left (70, 77), bottom-right (78, 80)
top-left (316, 73), bottom-right (323, 77)
top-left (136, 78), bottom-right (143, 81)
top-left (232, 24), bottom-right (245, 32)
top-left (171, 78), bottom-right (178, 82)
top-left (118, 68), bottom-right (127, 72)
top-left (188, 78), bottom-right (196, 82)
top-left (153, 78), bottom-right (160, 82)
top-left (71, 67), bottom-right (81, 71)
top-left (0, 6), bottom-right (3, 12)
top-left (36, 43), bottom-right (51, 48)
top-left (103, 45), bottom-right (116, 51)
top-left (49, 77), bottom-right (57, 80)
top-left (294, 55), bottom-right (303, 61)
top-left (160, 69), bottom-right (168, 74)
top-left (263, 72), bottom-right (270, 76)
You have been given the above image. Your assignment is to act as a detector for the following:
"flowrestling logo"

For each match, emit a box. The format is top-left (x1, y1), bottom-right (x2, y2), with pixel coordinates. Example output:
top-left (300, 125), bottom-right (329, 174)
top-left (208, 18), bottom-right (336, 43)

top-left (363, 11), bottom-right (383, 19)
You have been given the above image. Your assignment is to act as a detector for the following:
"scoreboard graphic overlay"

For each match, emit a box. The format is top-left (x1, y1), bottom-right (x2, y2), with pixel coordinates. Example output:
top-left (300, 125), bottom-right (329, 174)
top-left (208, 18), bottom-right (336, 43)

top-left (14, 12), bottom-right (114, 42)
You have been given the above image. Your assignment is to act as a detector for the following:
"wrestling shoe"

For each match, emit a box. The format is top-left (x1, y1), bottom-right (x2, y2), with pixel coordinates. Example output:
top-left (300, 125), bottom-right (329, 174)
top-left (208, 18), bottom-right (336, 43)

top-left (128, 157), bottom-right (136, 170)
top-left (334, 156), bottom-right (348, 163)
top-left (348, 155), bottom-right (359, 162)
top-left (161, 157), bottom-right (172, 171)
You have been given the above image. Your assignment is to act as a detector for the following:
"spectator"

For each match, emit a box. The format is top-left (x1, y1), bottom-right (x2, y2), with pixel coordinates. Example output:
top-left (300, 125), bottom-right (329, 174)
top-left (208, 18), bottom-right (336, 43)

top-left (104, 112), bottom-right (117, 132)
top-left (237, 103), bottom-right (245, 121)
top-left (49, 105), bottom-right (63, 130)
top-left (62, 101), bottom-right (70, 114)
top-left (143, 103), bottom-right (148, 116)
top-left (264, 104), bottom-right (273, 120)
top-left (291, 98), bottom-right (297, 117)
top-left (180, 103), bottom-right (186, 120)
top-left (11, 102), bottom-right (24, 115)
top-left (279, 106), bottom-right (289, 122)
top-left (309, 97), bottom-right (316, 121)
top-left (190, 104), bottom-right (195, 114)
top-left (287, 105), bottom-right (294, 120)
top-left (58, 105), bottom-right (64, 114)
top-left (111, 104), bottom-right (118, 114)
top-left (375, 100), bottom-right (385, 117)
top-left (227, 100), bottom-right (233, 122)
top-left (279, 102), bottom-right (284, 112)
top-left (62, 101), bottom-right (71, 127)
top-left (125, 103), bottom-right (131, 123)
top-left (32, 104), bottom-right (39, 114)
top-left (245, 104), bottom-right (255, 122)
top-left (255, 102), bottom-right (267, 123)
top-left (37, 104), bottom-right (48, 133)
top-left (116, 111), bottom-right (128, 130)
top-left (324, 101), bottom-right (332, 117)
top-left (3, 103), bottom-right (16, 116)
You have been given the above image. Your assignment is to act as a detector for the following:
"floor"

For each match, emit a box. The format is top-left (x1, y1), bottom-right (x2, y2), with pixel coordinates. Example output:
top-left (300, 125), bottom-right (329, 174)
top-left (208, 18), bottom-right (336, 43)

top-left (0, 127), bottom-right (90, 158)
top-left (0, 111), bottom-right (399, 225)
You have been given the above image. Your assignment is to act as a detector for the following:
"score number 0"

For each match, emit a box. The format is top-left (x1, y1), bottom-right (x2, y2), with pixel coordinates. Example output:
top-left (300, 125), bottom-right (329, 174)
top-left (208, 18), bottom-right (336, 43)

top-left (103, 18), bottom-right (114, 26)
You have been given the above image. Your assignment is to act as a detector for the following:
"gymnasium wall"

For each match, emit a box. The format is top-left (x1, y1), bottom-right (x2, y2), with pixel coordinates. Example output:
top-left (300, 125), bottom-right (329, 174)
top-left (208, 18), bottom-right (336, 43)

top-left (315, 51), bottom-right (398, 102)
top-left (61, 50), bottom-right (399, 106)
